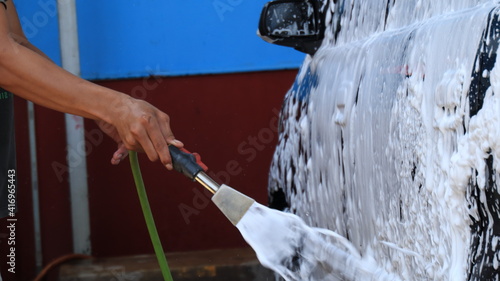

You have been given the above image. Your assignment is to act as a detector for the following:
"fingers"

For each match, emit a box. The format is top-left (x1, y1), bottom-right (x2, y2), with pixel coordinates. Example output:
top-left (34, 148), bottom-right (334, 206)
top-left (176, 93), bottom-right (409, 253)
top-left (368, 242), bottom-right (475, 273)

top-left (107, 98), bottom-right (183, 170)
top-left (157, 112), bottom-right (184, 149)
top-left (142, 114), bottom-right (174, 169)
top-left (111, 143), bottom-right (129, 165)
top-left (125, 118), bottom-right (159, 162)
top-left (169, 139), bottom-right (184, 147)
top-left (126, 113), bottom-right (179, 170)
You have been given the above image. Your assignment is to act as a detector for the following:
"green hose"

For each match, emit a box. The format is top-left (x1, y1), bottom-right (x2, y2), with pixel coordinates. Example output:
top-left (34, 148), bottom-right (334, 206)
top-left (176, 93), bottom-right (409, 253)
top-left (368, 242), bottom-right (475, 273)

top-left (129, 151), bottom-right (174, 281)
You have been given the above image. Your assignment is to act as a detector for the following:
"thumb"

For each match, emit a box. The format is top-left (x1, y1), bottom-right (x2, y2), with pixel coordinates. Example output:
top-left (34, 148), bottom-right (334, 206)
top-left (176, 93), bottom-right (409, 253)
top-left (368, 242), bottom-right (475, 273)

top-left (111, 143), bottom-right (129, 165)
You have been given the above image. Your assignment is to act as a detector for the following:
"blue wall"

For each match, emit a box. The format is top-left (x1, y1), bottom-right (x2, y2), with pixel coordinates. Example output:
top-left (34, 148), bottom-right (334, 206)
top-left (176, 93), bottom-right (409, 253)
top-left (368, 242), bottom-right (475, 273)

top-left (16, 0), bottom-right (305, 80)
top-left (16, 0), bottom-right (62, 65)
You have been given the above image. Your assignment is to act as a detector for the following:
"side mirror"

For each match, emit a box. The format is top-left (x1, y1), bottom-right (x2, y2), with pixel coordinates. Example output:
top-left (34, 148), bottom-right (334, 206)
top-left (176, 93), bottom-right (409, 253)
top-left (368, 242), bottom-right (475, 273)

top-left (258, 0), bottom-right (325, 56)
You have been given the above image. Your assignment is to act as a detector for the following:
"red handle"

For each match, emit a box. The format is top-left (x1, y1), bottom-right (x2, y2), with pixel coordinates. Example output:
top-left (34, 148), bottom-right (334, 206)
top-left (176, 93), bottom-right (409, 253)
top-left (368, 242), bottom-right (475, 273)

top-left (179, 148), bottom-right (208, 172)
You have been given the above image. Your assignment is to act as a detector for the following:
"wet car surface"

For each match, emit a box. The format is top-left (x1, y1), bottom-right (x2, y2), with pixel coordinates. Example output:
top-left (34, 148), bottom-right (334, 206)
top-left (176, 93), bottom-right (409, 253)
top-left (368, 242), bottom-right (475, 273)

top-left (263, 1), bottom-right (500, 279)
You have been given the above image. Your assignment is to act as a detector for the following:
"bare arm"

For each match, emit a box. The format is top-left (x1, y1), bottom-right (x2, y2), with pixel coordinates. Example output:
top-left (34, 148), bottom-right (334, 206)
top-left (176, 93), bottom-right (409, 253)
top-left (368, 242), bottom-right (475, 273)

top-left (0, 2), bottom-right (182, 169)
top-left (3, 0), bottom-right (49, 60)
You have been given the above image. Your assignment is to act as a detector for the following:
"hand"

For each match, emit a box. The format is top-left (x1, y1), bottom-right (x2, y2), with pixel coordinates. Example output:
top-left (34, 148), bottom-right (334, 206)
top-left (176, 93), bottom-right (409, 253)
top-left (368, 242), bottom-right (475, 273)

top-left (103, 97), bottom-right (184, 170)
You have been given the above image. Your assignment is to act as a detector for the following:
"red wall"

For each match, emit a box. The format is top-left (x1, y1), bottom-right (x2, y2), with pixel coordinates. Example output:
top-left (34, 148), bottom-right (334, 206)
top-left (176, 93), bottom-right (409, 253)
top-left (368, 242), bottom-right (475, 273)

top-left (3, 70), bottom-right (297, 280)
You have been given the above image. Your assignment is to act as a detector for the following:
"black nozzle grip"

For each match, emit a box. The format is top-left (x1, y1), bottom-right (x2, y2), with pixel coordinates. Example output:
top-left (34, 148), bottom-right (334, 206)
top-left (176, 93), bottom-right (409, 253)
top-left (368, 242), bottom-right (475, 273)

top-left (169, 146), bottom-right (207, 181)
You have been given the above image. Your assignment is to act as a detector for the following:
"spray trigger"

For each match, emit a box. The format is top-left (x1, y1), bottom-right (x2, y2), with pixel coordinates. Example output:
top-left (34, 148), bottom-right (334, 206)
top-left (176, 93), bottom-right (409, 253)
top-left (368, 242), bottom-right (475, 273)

top-left (180, 148), bottom-right (208, 172)
top-left (169, 145), bottom-right (208, 181)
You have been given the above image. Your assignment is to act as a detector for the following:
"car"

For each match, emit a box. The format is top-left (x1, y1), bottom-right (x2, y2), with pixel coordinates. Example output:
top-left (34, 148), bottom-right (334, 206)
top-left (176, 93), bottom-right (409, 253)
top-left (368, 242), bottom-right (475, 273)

top-left (259, 0), bottom-right (500, 280)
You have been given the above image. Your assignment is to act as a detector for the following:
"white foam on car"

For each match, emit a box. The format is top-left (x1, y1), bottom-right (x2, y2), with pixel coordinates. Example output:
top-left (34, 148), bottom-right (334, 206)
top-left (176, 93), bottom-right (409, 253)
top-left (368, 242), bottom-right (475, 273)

top-left (263, 0), bottom-right (500, 280)
top-left (237, 201), bottom-right (402, 280)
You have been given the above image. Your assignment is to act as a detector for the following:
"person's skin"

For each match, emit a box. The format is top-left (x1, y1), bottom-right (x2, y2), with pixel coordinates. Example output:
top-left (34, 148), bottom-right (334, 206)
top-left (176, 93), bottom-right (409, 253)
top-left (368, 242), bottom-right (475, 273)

top-left (0, 0), bottom-right (183, 169)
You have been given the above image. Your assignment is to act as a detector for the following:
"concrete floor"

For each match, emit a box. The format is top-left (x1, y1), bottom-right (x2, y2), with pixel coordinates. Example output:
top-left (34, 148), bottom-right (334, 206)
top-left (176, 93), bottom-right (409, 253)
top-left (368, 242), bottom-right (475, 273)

top-left (58, 248), bottom-right (276, 281)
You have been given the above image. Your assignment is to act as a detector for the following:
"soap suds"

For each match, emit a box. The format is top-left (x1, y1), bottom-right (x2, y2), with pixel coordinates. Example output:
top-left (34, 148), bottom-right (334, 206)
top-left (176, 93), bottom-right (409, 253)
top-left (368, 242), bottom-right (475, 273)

top-left (267, 1), bottom-right (500, 280)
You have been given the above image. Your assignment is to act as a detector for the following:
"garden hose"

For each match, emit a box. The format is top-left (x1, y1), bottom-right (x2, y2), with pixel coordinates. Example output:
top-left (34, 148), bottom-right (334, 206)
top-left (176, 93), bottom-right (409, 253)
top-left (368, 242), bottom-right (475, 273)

top-left (129, 151), bottom-right (174, 281)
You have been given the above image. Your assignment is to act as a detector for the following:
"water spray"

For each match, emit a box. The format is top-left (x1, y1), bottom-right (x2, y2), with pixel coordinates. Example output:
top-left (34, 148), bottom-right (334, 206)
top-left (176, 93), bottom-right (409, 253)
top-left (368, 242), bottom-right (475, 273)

top-left (132, 146), bottom-right (402, 281)
top-left (167, 146), bottom-right (402, 281)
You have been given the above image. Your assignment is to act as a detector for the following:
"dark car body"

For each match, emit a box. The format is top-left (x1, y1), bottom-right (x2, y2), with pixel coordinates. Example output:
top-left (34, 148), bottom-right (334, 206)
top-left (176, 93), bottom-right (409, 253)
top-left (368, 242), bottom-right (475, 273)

top-left (264, 1), bottom-right (500, 279)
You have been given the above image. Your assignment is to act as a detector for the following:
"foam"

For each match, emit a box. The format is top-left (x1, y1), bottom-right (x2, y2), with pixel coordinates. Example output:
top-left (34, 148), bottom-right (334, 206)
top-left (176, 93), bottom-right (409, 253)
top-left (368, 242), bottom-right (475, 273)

top-left (237, 202), bottom-right (401, 281)
top-left (266, 1), bottom-right (500, 280)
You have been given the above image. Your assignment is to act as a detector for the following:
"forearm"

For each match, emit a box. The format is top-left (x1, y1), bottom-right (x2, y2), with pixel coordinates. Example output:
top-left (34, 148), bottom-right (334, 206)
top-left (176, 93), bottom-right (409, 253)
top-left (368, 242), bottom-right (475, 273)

top-left (18, 39), bottom-right (52, 61)
top-left (4, 0), bottom-right (51, 61)
top-left (0, 37), bottom-right (127, 123)
top-left (0, 0), bottom-right (182, 168)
